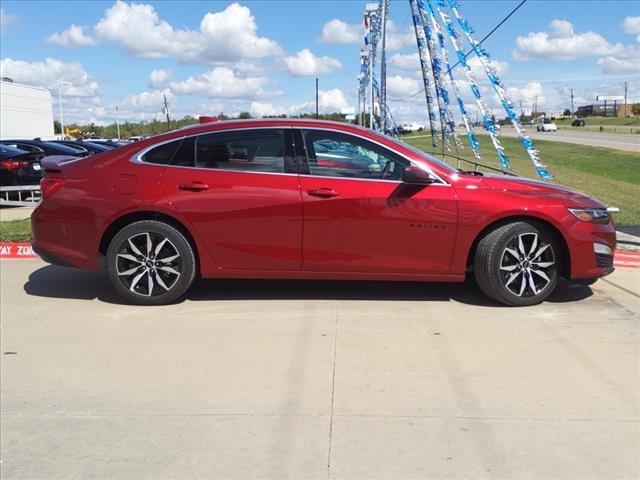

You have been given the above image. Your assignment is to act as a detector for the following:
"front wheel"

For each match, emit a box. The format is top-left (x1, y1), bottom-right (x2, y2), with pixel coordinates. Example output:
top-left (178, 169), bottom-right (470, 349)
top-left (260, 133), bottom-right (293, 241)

top-left (474, 222), bottom-right (559, 306)
top-left (106, 220), bottom-right (197, 305)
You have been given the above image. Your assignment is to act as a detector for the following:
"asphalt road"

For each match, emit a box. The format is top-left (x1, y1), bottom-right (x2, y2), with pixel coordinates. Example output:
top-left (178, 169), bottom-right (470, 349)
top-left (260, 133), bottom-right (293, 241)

top-left (1, 259), bottom-right (639, 479)
top-left (488, 127), bottom-right (640, 152)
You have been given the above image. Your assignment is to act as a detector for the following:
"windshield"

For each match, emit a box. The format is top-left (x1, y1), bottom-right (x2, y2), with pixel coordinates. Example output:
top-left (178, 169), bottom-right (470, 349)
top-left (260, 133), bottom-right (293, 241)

top-left (374, 132), bottom-right (458, 174)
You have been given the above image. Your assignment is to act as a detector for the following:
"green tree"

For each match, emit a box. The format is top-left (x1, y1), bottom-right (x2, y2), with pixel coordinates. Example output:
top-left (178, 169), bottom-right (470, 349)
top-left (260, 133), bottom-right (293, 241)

top-left (563, 109), bottom-right (572, 116)
top-left (632, 103), bottom-right (640, 116)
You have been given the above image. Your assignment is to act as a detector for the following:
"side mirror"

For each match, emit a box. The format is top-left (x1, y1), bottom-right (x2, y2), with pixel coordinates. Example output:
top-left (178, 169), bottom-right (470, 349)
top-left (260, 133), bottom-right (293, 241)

top-left (402, 165), bottom-right (437, 185)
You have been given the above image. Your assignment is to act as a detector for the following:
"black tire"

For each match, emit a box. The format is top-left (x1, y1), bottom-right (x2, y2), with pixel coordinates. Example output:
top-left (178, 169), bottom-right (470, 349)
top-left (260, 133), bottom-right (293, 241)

top-left (474, 221), bottom-right (559, 306)
top-left (106, 220), bottom-right (197, 305)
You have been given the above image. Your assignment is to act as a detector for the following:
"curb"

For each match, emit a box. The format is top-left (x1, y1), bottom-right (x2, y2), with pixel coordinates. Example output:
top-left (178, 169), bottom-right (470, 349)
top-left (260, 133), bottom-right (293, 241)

top-left (2, 241), bottom-right (639, 268)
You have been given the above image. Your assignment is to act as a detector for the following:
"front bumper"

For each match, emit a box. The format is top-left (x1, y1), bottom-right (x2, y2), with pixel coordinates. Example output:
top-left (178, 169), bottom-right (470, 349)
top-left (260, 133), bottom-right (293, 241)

top-left (566, 220), bottom-right (616, 279)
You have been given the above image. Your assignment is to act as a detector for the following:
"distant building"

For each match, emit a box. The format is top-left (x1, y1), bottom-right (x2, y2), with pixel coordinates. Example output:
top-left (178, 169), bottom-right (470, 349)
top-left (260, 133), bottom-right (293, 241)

top-left (0, 79), bottom-right (54, 139)
top-left (576, 103), bottom-right (633, 117)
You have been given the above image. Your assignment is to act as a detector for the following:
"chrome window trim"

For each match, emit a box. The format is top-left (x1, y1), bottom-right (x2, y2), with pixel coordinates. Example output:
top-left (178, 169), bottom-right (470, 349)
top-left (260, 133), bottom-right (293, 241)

top-left (129, 125), bottom-right (450, 186)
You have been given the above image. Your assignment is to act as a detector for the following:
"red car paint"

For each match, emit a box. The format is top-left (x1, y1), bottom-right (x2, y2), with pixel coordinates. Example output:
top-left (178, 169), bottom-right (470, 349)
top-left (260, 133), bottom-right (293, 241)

top-left (31, 119), bottom-right (615, 283)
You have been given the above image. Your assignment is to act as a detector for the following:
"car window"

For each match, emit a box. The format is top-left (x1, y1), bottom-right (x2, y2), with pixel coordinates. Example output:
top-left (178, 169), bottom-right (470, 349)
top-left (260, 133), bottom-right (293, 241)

top-left (140, 139), bottom-right (182, 165)
top-left (300, 129), bottom-right (407, 180)
top-left (194, 129), bottom-right (285, 173)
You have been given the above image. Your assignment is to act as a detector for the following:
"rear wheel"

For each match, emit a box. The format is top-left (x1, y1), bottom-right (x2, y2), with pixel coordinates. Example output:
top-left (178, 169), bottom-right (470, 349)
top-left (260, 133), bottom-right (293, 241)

top-left (474, 222), bottom-right (559, 306)
top-left (106, 220), bottom-right (196, 305)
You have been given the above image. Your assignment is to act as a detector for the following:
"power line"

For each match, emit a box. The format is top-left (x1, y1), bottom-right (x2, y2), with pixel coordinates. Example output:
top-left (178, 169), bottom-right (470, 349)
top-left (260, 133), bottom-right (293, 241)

top-left (388, 0), bottom-right (528, 102)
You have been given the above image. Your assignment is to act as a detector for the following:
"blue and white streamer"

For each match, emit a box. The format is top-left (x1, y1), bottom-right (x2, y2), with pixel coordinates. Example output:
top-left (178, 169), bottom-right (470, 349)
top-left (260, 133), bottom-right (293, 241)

top-left (423, 0), bottom-right (481, 162)
top-left (445, 0), bottom-right (552, 179)
top-left (410, 0), bottom-right (438, 147)
top-left (433, 0), bottom-right (510, 170)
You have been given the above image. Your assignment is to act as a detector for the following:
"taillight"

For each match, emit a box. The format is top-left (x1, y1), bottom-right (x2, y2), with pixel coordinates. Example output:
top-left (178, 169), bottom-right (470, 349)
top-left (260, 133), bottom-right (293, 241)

top-left (1, 159), bottom-right (30, 170)
top-left (40, 177), bottom-right (66, 199)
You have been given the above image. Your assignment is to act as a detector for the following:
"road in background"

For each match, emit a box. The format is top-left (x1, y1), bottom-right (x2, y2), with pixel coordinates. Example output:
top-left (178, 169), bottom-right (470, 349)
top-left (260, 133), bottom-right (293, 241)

top-left (1, 259), bottom-right (638, 479)
top-left (489, 127), bottom-right (640, 152)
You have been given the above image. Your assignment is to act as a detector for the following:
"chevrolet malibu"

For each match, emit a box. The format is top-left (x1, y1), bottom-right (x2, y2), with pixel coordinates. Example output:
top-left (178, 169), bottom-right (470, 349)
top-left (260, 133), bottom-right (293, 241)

top-left (31, 118), bottom-right (615, 306)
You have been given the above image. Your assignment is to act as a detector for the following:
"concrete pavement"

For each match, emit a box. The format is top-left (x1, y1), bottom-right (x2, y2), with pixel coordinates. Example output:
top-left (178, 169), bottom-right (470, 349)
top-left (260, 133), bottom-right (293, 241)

top-left (1, 259), bottom-right (638, 479)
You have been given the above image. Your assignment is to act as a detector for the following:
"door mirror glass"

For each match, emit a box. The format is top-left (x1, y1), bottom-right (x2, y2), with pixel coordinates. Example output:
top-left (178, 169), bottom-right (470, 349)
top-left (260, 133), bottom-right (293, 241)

top-left (402, 165), bottom-right (437, 185)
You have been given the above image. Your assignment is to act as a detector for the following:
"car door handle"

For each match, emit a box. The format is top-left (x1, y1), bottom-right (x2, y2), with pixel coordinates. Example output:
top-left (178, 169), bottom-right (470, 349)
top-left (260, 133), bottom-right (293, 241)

top-left (308, 188), bottom-right (339, 198)
top-left (178, 182), bottom-right (209, 192)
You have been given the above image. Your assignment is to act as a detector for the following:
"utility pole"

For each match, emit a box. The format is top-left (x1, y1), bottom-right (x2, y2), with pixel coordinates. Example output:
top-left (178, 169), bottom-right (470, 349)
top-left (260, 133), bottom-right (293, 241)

top-left (570, 88), bottom-right (574, 116)
top-left (162, 94), bottom-right (171, 131)
top-left (519, 100), bottom-right (524, 120)
top-left (315, 77), bottom-right (319, 119)
top-left (624, 81), bottom-right (628, 117)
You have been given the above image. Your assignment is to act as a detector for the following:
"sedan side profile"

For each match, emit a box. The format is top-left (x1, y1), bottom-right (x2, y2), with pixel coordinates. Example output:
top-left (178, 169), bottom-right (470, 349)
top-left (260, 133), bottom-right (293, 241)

top-left (31, 119), bottom-right (615, 306)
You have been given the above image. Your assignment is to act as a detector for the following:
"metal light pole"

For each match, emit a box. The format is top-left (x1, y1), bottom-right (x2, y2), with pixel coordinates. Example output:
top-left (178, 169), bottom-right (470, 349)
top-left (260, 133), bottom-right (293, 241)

top-left (115, 106), bottom-right (121, 139)
top-left (380, 0), bottom-right (388, 133)
top-left (50, 81), bottom-right (71, 137)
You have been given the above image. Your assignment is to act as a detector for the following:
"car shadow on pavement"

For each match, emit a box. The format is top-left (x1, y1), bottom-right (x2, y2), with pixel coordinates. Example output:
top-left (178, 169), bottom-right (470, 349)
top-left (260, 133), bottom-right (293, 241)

top-left (23, 265), bottom-right (593, 307)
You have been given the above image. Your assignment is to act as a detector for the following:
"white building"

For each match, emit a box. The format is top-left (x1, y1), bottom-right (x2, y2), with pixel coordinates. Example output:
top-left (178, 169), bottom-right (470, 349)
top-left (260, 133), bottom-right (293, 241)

top-left (0, 79), bottom-right (54, 139)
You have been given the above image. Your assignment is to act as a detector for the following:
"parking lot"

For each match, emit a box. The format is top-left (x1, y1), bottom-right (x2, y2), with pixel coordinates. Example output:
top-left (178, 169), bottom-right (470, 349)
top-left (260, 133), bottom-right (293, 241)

top-left (1, 259), bottom-right (638, 479)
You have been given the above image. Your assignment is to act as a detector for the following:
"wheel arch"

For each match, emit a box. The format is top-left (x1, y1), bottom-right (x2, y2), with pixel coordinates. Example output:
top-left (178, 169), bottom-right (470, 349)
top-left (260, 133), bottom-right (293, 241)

top-left (465, 215), bottom-right (571, 278)
top-left (98, 210), bottom-right (200, 273)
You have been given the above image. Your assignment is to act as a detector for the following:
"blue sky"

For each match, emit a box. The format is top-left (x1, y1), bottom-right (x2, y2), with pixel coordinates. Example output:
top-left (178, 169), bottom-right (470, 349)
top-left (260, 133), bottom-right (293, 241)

top-left (1, 0), bottom-right (638, 124)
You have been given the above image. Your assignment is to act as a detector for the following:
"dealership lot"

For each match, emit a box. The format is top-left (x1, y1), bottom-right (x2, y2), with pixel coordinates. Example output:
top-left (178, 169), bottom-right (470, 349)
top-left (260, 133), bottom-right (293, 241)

top-left (1, 259), bottom-right (638, 479)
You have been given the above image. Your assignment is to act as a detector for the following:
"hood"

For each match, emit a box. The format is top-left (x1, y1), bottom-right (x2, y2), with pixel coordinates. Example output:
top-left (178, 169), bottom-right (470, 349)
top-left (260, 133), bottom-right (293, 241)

top-left (464, 173), bottom-right (606, 208)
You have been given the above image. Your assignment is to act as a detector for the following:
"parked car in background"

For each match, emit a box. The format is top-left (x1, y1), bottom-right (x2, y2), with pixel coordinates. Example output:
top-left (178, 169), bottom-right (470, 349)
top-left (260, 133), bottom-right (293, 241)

top-left (0, 143), bottom-right (44, 189)
top-left (52, 140), bottom-right (112, 155)
top-left (0, 139), bottom-right (89, 157)
top-left (537, 119), bottom-right (558, 132)
top-left (86, 139), bottom-right (129, 148)
top-left (32, 118), bottom-right (616, 307)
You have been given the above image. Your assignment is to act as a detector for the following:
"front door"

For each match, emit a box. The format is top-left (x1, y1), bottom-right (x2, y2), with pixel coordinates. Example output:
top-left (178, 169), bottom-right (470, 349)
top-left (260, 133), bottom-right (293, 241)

top-left (159, 128), bottom-right (303, 271)
top-left (296, 128), bottom-right (457, 274)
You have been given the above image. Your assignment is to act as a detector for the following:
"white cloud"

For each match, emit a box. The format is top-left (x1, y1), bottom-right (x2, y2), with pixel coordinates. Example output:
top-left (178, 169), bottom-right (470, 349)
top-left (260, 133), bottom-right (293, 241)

top-left (467, 57), bottom-right (509, 79)
top-left (319, 19), bottom-right (361, 44)
top-left (93, 1), bottom-right (281, 64)
top-left (0, 8), bottom-right (17, 35)
top-left (249, 101), bottom-right (280, 117)
top-left (512, 20), bottom-right (625, 60)
top-left (597, 47), bottom-right (640, 75)
top-left (148, 68), bottom-right (172, 88)
top-left (318, 18), bottom-right (411, 51)
top-left (118, 89), bottom-right (175, 112)
top-left (46, 25), bottom-right (95, 47)
top-left (0, 58), bottom-right (99, 97)
top-left (390, 53), bottom-right (419, 71)
top-left (622, 16), bottom-right (640, 42)
top-left (506, 82), bottom-right (546, 110)
top-left (250, 89), bottom-right (351, 116)
top-left (169, 67), bottom-right (278, 99)
top-left (386, 21), bottom-right (415, 51)
top-left (387, 75), bottom-right (420, 98)
top-left (284, 49), bottom-right (342, 76)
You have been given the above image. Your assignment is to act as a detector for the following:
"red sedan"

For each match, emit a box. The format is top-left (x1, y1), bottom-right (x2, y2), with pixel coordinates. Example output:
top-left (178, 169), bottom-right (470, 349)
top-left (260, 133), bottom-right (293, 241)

top-left (31, 119), bottom-right (616, 306)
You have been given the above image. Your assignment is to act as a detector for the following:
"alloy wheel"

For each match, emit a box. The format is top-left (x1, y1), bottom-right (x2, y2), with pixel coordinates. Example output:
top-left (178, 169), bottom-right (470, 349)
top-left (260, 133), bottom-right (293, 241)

top-left (115, 232), bottom-right (182, 297)
top-left (499, 232), bottom-right (556, 298)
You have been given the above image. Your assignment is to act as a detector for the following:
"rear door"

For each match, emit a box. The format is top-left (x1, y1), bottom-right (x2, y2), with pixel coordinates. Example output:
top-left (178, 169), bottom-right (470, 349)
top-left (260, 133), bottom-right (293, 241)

top-left (295, 128), bottom-right (458, 274)
top-left (157, 128), bottom-right (303, 271)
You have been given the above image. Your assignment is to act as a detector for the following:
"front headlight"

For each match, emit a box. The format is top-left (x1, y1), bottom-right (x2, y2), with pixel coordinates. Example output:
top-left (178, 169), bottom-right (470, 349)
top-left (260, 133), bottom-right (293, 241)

top-left (568, 208), bottom-right (610, 224)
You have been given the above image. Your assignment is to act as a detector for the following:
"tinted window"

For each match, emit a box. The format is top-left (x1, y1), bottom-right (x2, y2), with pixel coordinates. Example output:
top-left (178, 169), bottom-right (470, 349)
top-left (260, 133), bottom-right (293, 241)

top-left (141, 139), bottom-right (182, 165)
top-left (195, 129), bottom-right (285, 173)
top-left (171, 136), bottom-right (195, 167)
top-left (301, 130), bottom-right (407, 180)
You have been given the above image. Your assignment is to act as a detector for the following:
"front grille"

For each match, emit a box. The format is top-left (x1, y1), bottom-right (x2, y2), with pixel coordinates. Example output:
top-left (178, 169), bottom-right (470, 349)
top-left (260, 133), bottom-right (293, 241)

top-left (595, 253), bottom-right (613, 269)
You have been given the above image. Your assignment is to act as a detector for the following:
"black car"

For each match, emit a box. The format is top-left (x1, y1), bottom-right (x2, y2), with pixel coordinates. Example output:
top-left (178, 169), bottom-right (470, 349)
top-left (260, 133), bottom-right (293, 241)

top-left (0, 139), bottom-right (90, 157)
top-left (51, 140), bottom-right (112, 154)
top-left (0, 144), bottom-right (44, 189)
top-left (85, 139), bottom-right (128, 148)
